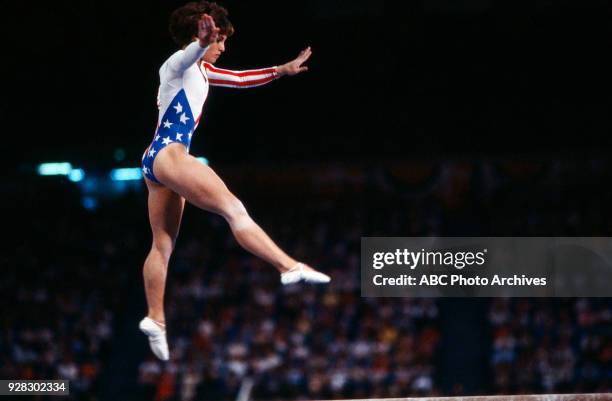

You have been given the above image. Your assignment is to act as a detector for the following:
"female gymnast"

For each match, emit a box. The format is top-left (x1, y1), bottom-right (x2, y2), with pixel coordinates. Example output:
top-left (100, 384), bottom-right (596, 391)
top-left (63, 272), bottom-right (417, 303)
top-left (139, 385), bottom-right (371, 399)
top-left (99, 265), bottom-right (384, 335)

top-left (138, 1), bottom-right (330, 361)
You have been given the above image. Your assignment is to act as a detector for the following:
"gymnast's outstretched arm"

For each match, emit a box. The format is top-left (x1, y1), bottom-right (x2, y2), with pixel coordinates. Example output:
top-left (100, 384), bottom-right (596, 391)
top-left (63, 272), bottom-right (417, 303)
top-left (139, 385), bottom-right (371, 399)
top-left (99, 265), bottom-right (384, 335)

top-left (203, 46), bottom-right (312, 88)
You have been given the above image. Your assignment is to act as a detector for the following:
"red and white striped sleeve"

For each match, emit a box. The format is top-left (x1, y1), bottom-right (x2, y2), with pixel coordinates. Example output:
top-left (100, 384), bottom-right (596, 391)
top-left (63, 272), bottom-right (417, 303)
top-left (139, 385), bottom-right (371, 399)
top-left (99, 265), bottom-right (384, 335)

top-left (203, 62), bottom-right (279, 88)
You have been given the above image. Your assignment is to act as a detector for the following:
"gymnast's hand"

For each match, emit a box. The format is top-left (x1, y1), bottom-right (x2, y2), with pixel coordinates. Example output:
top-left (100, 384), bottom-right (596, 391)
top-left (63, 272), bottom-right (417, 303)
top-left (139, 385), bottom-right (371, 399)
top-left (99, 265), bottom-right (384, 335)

top-left (276, 47), bottom-right (312, 76)
top-left (198, 14), bottom-right (220, 47)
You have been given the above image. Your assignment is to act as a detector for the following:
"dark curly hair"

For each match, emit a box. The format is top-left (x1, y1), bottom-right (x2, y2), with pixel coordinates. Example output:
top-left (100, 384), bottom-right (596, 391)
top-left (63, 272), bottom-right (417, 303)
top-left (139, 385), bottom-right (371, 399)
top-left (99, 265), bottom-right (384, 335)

top-left (169, 1), bottom-right (234, 48)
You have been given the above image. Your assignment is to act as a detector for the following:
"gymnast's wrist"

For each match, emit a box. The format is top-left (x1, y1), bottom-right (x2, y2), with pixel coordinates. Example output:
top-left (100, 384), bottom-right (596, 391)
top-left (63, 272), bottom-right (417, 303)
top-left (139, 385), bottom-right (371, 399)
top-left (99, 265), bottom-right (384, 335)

top-left (275, 65), bottom-right (286, 77)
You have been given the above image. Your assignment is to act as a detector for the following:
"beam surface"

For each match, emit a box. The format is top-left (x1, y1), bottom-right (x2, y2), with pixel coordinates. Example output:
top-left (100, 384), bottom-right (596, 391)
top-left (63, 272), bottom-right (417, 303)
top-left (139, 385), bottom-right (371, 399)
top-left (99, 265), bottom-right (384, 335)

top-left (313, 394), bottom-right (611, 401)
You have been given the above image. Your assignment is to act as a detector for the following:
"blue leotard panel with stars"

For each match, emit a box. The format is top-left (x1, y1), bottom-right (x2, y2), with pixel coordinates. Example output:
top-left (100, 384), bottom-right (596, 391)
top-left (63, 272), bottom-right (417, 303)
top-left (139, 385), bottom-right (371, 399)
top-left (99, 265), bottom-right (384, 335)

top-left (142, 89), bottom-right (195, 183)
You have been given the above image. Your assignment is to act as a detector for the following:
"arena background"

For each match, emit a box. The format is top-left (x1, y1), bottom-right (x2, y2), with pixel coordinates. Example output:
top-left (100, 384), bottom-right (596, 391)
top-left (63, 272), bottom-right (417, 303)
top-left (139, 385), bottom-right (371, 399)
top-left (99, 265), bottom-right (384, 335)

top-left (3, 0), bottom-right (610, 400)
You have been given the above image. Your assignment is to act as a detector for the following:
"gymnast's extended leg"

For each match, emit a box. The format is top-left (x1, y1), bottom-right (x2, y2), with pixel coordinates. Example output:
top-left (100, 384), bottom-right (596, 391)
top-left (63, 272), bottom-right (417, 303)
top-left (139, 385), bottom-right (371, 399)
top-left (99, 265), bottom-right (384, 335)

top-left (153, 143), bottom-right (330, 284)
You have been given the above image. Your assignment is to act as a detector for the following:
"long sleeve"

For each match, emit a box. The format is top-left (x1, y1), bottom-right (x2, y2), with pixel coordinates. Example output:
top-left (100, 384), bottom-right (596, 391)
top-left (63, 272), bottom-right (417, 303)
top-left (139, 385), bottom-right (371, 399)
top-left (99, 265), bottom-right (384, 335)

top-left (203, 63), bottom-right (279, 88)
top-left (165, 41), bottom-right (210, 75)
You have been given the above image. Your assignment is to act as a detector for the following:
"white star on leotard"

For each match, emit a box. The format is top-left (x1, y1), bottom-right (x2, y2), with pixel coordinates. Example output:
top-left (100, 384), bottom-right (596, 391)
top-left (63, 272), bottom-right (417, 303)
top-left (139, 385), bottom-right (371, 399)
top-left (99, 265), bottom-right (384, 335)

top-left (162, 136), bottom-right (173, 145)
top-left (154, 134), bottom-right (160, 141)
top-left (176, 133), bottom-right (183, 141)
top-left (188, 131), bottom-right (193, 139)
top-left (148, 148), bottom-right (157, 157)
top-left (173, 102), bottom-right (183, 114)
top-left (179, 113), bottom-right (190, 124)
top-left (163, 119), bottom-right (173, 129)
top-left (142, 166), bottom-right (149, 174)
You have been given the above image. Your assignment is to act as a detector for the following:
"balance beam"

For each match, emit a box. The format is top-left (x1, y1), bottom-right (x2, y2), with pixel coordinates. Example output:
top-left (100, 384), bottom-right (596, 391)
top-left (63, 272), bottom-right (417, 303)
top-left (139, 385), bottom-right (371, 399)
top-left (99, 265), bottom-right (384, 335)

top-left (312, 394), bottom-right (611, 401)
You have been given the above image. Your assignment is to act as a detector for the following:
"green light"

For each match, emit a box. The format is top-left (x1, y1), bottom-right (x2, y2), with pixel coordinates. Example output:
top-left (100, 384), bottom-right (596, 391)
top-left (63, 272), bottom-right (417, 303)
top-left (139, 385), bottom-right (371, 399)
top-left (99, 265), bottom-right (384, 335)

top-left (68, 169), bottom-right (85, 182)
top-left (38, 162), bottom-right (73, 176)
top-left (110, 168), bottom-right (142, 181)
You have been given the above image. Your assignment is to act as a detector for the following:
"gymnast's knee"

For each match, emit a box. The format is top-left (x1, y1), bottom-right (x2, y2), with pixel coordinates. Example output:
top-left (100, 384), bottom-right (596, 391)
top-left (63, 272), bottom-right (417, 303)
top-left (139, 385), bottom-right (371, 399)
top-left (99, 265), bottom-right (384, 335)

top-left (150, 237), bottom-right (176, 264)
top-left (223, 198), bottom-right (255, 231)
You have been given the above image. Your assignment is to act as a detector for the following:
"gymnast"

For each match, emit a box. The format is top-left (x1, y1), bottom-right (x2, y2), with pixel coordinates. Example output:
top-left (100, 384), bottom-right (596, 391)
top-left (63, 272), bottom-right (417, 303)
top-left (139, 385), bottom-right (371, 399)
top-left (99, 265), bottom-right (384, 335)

top-left (139, 1), bottom-right (330, 361)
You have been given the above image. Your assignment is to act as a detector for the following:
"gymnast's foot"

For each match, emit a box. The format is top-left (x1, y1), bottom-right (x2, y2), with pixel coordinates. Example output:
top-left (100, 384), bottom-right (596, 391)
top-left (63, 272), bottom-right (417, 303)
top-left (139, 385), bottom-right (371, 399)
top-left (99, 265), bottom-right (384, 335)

top-left (139, 317), bottom-right (169, 361)
top-left (281, 262), bottom-right (331, 285)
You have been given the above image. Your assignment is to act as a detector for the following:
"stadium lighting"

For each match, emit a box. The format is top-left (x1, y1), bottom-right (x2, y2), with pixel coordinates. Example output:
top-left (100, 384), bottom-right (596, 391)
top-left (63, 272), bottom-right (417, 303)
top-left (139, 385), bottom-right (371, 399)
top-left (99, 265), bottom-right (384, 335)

top-left (68, 168), bottom-right (85, 182)
top-left (81, 196), bottom-right (98, 211)
top-left (37, 162), bottom-right (73, 176)
top-left (110, 168), bottom-right (143, 181)
top-left (196, 157), bottom-right (209, 165)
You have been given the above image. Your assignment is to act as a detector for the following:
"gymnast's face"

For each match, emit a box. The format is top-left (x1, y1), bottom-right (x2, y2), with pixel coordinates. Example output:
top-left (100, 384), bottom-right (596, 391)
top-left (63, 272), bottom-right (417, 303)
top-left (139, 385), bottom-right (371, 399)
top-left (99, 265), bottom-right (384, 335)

top-left (203, 35), bottom-right (227, 64)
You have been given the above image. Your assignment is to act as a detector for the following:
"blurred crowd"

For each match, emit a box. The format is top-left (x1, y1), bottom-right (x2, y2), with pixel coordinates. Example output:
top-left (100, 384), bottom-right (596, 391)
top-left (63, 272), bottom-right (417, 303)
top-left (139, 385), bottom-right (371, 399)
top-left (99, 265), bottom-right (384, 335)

top-left (137, 247), bottom-right (441, 401)
top-left (1, 179), bottom-right (139, 400)
top-left (490, 298), bottom-right (611, 395)
top-left (3, 158), bottom-right (612, 400)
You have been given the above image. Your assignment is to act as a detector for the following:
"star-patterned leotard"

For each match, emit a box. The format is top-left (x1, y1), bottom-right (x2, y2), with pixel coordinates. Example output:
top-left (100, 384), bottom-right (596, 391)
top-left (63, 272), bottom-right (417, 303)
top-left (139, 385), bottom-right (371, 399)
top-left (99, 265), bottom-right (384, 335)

top-left (142, 40), bottom-right (279, 183)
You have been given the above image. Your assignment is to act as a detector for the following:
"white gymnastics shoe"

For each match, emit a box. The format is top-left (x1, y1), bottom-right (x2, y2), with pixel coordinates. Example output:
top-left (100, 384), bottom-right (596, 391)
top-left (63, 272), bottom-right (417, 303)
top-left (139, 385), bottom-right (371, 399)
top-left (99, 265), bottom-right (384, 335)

top-left (281, 263), bottom-right (331, 285)
top-left (139, 317), bottom-right (169, 361)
